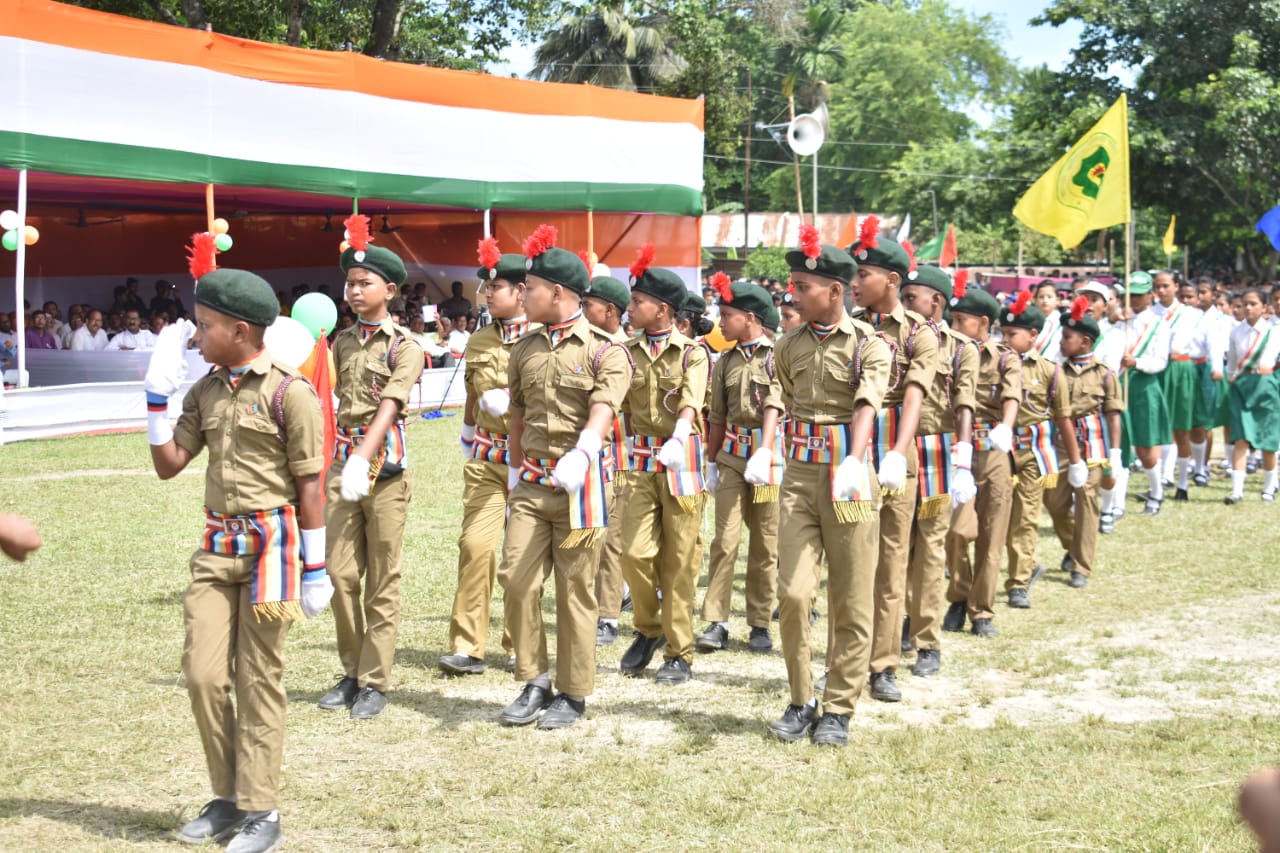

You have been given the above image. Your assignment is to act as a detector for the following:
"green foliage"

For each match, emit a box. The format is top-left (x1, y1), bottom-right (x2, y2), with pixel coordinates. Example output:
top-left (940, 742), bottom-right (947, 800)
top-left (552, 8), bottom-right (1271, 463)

top-left (531, 3), bottom-right (686, 90)
top-left (741, 245), bottom-right (790, 282)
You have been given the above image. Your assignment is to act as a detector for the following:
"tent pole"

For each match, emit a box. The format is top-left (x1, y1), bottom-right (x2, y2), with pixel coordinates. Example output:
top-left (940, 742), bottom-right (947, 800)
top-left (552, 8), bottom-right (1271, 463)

top-left (587, 210), bottom-right (595, 261)
top-left (483, 208), bottom-right (491, 238)
top-left (15, 169), bottom-right (28, 389)
top-left (205, 183), bottom-right (215, 234)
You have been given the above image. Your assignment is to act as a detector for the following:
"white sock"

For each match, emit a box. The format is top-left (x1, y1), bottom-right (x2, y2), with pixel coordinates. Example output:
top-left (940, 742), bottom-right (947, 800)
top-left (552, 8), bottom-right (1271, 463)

top-left (1161, 444), bottom-right (1177, 480)
top-left (1099, 487), bottom-right (1114, 515)
top-left (1115, 467), bottom-right (1130, 506)
top-left (1145, 465), bottom-right (1163, 501)
top-left (715, 621), bottom-right (729, 630)
top-left (1176, 457), bottom-right (1192, 490)
top-left (1265, 468), bottom-right (1278, 494)
top-left (1232, 470), bottom-right (1246, 497)
top-left (602, 617), bottom-right (618, 628)
top-left (1191, 441), bottom-right (1207, 473)
top-left (530, 673), bottom-right (552, 689)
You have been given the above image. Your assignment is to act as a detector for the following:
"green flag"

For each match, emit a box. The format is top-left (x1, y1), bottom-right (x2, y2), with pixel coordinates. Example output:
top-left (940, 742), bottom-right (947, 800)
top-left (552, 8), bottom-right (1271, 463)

top-left (915, 226), bottom-right (950, 261)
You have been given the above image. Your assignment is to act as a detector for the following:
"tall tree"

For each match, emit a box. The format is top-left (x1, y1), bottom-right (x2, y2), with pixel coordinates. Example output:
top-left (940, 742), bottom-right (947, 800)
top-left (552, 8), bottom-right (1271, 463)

top-left (530, 2), bottom-right (686, 92)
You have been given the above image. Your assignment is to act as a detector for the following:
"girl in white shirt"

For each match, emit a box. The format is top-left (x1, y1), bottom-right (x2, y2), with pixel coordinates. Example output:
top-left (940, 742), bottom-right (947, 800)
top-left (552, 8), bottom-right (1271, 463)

top-left (1223, 288), bottom-right (1280, 504)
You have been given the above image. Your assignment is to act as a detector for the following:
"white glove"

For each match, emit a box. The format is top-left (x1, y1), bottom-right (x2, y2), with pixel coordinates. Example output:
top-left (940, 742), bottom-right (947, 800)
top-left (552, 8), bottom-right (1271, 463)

top-left (340, 455), bottom-right (371, 502)
top-left (658, 418), bottom-right (693, 471)
top-left (1108, 448), bottom-right (1124, 473)
top-left (551, 429), bottom-right (602, 493)
top-left (1067, 459), bottom-right (1089, 489)
top-left (460, 423), bottom-right (477, 459)
top-left (989, 423), bottom-right (1014, 454)
top-left (877, 450), bottom-right (908, 491)
top-left (705, 462), bottom-right (720, 492)
top-left (951, 467), bottom-right (976, 506)
top-left (301, 574), bottom-right (334, 618)
top-left (478, 388), bottom-right (510, 418)
top-left (744, 447), bottom-right (775, 486)
top-left (832, 455), bottom-right (867, 501)
top-left (507, 466), bottom-right (521, 493)
top-left (143, 319), bottom-right (195, 398)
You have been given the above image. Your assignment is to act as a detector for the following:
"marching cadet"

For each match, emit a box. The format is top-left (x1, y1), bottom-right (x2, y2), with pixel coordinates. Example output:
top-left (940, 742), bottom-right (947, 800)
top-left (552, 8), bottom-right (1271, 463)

top-left (767, 226), bottom-right (890, 748)
top-left (943, 284), bottom-right (1021, 638)
top-left (498, 226), bottom-right (631, 729)
top-left (580, 273), bottom-right (635, 646)
top-left (1113, 271), bottom-right (1172, 516)
top-left (998, 291), bottom-right (1080, 607)
top-left (846, 218), bottom-right (940, 703)
top-left (695, 274), bottom-right (784, 654)
top-left (1045, 296), bottom-right (1124, 588)
top-left (147, 268), bottom-right (328, 853)
top-left (1224, 288), bottom-right (1280, 504)
top-left (439, 241), bottom-right (535, 675)
top-left (898, 265), bottom-right (978, 677)
top-left (619, 246), bottom-right (711, 684)
top-left (319, 230), bottom-right (425, 720)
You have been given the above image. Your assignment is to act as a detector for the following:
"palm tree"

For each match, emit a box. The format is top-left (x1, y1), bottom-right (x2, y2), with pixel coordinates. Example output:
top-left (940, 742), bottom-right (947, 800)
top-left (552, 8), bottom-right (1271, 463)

top-left (531, 3), bottom-right (686, 92)
top-left (774, 1), bottom-right (848, 109)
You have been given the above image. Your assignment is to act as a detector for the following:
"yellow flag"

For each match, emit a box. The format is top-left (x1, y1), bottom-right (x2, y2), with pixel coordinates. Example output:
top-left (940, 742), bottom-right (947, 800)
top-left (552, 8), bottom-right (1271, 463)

top-left (1162, 215), bottom-right (1177, 256)
top-left (1013, 95), bottom-right (1131, 250)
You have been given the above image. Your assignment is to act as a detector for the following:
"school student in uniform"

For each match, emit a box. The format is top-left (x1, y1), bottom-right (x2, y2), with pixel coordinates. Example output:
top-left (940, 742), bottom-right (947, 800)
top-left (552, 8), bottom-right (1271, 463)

top-left (1223, 288), bottom-right (1280, 504)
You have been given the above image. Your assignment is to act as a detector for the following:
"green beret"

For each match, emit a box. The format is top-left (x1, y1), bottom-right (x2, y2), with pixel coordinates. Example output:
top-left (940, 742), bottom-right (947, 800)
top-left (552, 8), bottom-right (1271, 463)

top-left (584, 276), bottom-right (630, 312)
top-left (785, 244), bottom-right (857, 285)
top-left (1061, 308), bottom-right (1101, 341)
top-left (527, 246), bottom-right (589, 294)
top-left (909, 265), bottom-right (952, 301)
top-left (720, 280), bottom-right (779, 331)
top-left (1125, 270), bottom-right (1153, 295)
top-left (1002, 298), bottom-right (1046, 333)
top-left (850, 234), bottom-right (912, 276)
top-left (478, 253), bottom-right (527, 284)
top-left (631, 266), bottom-right (688, 309)
top-left (950, 287), bottom-right (1001, 324)
top-left (341, 244), bottom-right (407, 287)
top-left (682, 292), bottom-right (707, 315)
top-left (194, 268), bottom-right (279, 327)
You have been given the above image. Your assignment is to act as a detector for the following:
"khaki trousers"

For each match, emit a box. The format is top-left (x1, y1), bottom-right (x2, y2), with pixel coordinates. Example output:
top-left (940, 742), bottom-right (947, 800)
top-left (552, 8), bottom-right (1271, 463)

top-left (595, 479), bottom-right (628, 619)
top-left (906, 506), bottom-right (949, 651)
top-left (499, 481), bottom-right (601, 697)
top-left (621, 472), bottom-right (704, 663)
top-left (777, 459), bottom-right (879, 717)
top-left (946, 450), bottom-right (1013, 621)
top-left (1044, 463), bottom-right (1102, 576)
top-left (184, 550), bottom-right (290, 812)
top-left (700, 463), bottom-right (779, 627)
top-left (869, 454), bottom-right (919, 673)
top-left (326, 466), bottom-right (410, 692)
top-left (447, 460), bottom-right (513, 659)
top-left (1005, 448), bottom-right (1045, 591)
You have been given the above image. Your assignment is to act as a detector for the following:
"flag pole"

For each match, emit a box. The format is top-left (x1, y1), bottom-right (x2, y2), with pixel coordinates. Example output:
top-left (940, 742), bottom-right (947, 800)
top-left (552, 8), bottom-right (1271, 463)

top-left (1123, 213), bottom-right (1133, 408)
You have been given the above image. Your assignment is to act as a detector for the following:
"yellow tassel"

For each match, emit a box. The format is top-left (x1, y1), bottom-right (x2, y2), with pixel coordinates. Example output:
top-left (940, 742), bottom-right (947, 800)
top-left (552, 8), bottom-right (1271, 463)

top-left (1039, 472), bottom-right (1059, 490)
top-left (675, 494), bottom-right (704, 514)
top-left (833, 499), bottom-right (875, 524)
top-left (753, 485), bottom-right (780, 504)
top-left (253, 600), bottom-right (304, 623)
top-left (880, 485), bottom-right (904, 497)
top-left (559, 528), bottom-right (605, 550)
top-left (917, 494), bottom-right (950, 519)
top-left (1010, 474), bottom-right (1020, 488)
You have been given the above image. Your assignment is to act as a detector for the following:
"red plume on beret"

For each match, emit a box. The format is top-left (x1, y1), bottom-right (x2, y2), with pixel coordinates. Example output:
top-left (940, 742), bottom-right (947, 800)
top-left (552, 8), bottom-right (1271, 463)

top-left (799, 223), bottom-right (822, 261)
top-left (477, 236), bottom-right (501, 270)
top-left (630, 243), bottom-right (656, 281)
top-left (577, 250), bottom-right (593, 272)
top-left (1071, 294), bottom-right (1089, 322)
top-left (1010, 290), bottom-right (1032, 316)
top-left (710, 271), bottom-right (733, 303)
top-left (343, 214), bottom-right (372, 252)
top-left (523, 224), bottom-right (557, 259)
top-left (902, 239), bottom-right (918, 272)
top-left (187, 231), bottom-right (218, 281)
top-left (953, 269), bottom-right (969, 299)
top-left (857, 215), bottom-right (880, 251)
top-left (786, 277), bottom-right (795, 295)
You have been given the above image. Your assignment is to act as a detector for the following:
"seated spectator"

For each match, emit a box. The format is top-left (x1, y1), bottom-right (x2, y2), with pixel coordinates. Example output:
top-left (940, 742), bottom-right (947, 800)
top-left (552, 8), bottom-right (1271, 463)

top-left (149, 279), bottom-right (183, 322)
top-left (42, 301), bottom-right (65, 339)
top-left (439, 280), bottom-right (473, 321)
top-left (109, 285), bottom-right (129, 315)
top-left (105, 309), bottom-right (157, 351)
top-left (0, 312), bottom-right (18, 352)
top-left (448, 316), bottom-right (470, 360)
top-left (422, 315), bottom-right (454, 367)
top-left (58, 309), bottom-right (84, 349)
top-left (71, 310), bottom-right (109, 351)
top-left (122, 278), bottom-right (146, 313)
top-left (104, 311), bottom-right (124, 339)
top-left (150, 311), bottom-right (168, 336)
top-left (25, 311), bottom-right (60, 350)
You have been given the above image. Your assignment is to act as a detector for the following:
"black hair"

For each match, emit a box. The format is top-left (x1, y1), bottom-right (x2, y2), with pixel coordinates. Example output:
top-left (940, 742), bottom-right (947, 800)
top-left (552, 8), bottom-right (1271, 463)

top-left (1033, 280), bottom-right (1058, 297)
top-left (677, 309), bottom-right (713, 337)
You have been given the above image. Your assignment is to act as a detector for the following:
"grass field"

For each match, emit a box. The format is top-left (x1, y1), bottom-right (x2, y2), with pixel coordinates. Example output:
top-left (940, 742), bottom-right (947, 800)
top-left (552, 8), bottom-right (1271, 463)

top-left (0, 416), bottom-right (1276, 851)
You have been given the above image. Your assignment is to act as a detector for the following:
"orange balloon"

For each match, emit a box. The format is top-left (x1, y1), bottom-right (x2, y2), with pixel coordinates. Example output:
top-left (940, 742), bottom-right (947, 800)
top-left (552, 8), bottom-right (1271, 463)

top-left (339, 240), bottom-right (350, 254)
top-left (212, 218), bottom-right (230, 235)
top-left (22, 226), bottom-right (39, 246)
top-left (705, 321), bottom-right (733, 352)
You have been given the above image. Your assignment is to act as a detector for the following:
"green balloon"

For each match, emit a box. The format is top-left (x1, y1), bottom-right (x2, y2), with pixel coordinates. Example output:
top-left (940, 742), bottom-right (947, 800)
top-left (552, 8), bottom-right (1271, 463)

top-left (214, 233), bottom-right (233, 252)
top-left (1, 230), bottom-right (16, 251)
top-left (291, 292), bottom-right (338, 340)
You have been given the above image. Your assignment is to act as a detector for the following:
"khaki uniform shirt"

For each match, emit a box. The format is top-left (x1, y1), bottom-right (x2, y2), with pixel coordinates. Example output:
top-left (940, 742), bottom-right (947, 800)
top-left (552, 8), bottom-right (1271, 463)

top-left (1015, 350), bottom-right (1071, 428)
top-left (623, 330), bottom-right (711, 437)
top-left (174, 349), bottom-right (325, 514)
top-left (917, 324), bottom-right (978, 436)
top-left (775, 313), bottom-right (892, 424)
top-left (332, 317), bottom-right (425, 429)
top-left (1061, 359), bottom-right (1125, 419)
top-left (508, 315), bottom-right (632, 459)
top-left (708, 339), bottom-right (784, 471)
top-left (973, 339), bottom-right (1023, 425)
top-left (863, 304), bottom-right (941, 408)
top-left (464, 319), bottom-right (540, 437)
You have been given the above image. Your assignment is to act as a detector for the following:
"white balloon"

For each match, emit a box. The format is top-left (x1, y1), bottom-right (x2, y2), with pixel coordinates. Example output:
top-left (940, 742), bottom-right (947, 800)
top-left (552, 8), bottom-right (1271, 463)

top-left (264, 316), bottom-right (316, 368)
top-left (592, 262), bottom-right (611, 278)
top-left (0, 210), bottom-right (18, 231)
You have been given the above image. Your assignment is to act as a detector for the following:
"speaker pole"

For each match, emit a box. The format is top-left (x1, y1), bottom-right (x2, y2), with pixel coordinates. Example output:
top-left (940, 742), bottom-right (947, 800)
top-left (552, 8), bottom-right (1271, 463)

top-left (789, 96), bottom-right (805, 219)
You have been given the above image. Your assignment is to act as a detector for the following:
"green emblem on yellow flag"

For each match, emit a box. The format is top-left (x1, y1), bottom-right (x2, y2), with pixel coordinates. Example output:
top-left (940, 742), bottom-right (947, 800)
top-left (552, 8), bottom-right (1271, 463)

top-left (1014, 95), bottom-right (1131, 250)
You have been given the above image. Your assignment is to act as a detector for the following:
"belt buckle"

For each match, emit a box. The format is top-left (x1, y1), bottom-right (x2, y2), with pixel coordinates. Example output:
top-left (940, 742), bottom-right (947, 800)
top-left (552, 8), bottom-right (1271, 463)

top-left (492, 438), bottom-right (509, 450)
top-left (223, 518), bottom-right (247, 535)
top-left (805, 436), bottom-right (827, 450)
